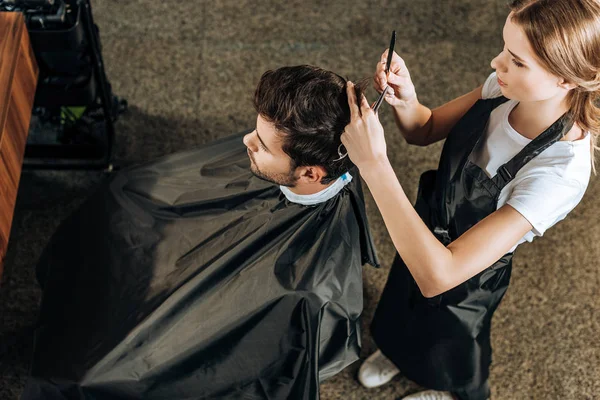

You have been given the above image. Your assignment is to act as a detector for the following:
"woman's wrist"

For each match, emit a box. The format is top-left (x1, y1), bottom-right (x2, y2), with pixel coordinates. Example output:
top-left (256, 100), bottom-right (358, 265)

top-left (392, 97), bottom-right (433, 145)
top-left (358, 156), bottom-right (394, 183)
top-left (393, 94), bottom-right (420, 110)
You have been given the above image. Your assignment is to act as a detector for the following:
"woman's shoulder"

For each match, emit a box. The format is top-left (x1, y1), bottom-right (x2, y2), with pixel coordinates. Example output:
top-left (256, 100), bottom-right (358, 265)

top-left (516, 139), bottom-right (592, 190)
top-left (481, 71), bottom-right (503, 100)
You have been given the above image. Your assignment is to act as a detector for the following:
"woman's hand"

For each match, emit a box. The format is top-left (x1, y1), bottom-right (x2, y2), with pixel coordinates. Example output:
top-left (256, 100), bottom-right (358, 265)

top-left (375, 49), bottom-right (417, 108)
top-left (341, 82), bottom-right (389, 170)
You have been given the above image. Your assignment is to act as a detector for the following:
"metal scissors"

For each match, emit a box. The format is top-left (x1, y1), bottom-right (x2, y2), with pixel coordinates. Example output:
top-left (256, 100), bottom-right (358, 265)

top-left (372, 30), bottom-right (396, 113)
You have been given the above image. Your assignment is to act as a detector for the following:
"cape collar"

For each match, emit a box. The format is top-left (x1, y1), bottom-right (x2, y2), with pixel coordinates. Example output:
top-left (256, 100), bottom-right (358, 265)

top-left (279, 172), bottom-right (353, 206)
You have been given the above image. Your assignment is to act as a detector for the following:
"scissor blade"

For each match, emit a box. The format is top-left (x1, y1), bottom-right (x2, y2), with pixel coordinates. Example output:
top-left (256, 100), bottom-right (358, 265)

top-left (372, 87), bottom-right (388, 113)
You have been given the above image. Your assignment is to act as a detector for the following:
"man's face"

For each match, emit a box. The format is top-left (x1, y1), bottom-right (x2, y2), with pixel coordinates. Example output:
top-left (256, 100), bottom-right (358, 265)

top-left (243, 115), bottom-right (298, 187)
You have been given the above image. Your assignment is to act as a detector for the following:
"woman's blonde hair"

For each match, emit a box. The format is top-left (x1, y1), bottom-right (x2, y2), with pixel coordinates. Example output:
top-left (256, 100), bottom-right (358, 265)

top-left (510, 0), bottom-right (600, 172)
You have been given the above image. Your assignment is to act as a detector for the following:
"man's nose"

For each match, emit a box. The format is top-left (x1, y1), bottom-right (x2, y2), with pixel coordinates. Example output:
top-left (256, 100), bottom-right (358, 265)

top-left (243, 131), bottom-right (257, 152)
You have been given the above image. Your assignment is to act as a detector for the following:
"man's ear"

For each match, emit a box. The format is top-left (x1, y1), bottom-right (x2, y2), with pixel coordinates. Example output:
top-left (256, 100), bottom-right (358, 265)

top-left (296, 165), bottom-right (328, 184)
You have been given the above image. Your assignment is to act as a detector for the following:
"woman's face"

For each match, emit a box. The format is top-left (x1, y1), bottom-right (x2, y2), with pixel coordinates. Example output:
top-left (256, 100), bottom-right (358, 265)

top-left (490, 13), bottom-right (567, 102)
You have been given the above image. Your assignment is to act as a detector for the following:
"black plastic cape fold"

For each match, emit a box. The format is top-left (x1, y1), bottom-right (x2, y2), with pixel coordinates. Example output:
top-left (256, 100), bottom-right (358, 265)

top-left (23, 132), bottom-right (379, 400)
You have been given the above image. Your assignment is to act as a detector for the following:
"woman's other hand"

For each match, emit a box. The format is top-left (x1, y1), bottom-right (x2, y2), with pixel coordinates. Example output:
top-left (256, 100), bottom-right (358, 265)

top-left (375, 49), bottom-right (417, 108)
top-left (341, 82), bottom-right (389, 170)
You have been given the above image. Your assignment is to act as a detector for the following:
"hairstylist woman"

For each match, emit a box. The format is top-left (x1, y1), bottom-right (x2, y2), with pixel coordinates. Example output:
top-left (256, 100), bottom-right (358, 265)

top-left (341, 1), bottom-right (598, 399)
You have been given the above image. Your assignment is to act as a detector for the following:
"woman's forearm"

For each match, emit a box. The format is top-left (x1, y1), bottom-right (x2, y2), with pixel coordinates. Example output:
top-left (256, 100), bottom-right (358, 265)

top-left (392, 86), bottom-right (484, 147)
top-left (359, 158), bottom-right (532, 298)
top-left (391, 98), bottom-right (433, 146)
top-left (359, 159), bottom-right (453, 297)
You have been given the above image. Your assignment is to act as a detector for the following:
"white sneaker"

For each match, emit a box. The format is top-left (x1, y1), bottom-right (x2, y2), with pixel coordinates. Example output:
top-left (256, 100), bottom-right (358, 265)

top-left (401, 390), bottom-right (455, 400)
top-left (357, 349), bottom-right (400, 388)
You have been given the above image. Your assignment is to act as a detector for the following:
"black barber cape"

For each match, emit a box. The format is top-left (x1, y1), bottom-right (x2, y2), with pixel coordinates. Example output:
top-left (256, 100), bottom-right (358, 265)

top-left (23, 132), bottom-right (378, 400)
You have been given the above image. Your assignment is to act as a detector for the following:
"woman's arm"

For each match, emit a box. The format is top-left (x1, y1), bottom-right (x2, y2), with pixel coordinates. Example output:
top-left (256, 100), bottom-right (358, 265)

top-left (361, 160), bottom-right (531, 297)
top-left (341, 83), bottom-right (532, 298)
top-left (398, 86), bottom-right (483, 146)
top-left (374, 50), bottom-right (483, 146)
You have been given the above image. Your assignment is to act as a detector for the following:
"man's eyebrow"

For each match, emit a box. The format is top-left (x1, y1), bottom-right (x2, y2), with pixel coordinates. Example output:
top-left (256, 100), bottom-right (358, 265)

top-left (507, 49), bottom-right (526, 63)
top-left (256, 129), bottom-right (271, 152)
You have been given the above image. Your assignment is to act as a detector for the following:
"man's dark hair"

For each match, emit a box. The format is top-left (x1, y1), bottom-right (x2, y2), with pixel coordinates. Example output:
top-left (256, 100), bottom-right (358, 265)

top-left (253, 65), bottom-right (366, 184)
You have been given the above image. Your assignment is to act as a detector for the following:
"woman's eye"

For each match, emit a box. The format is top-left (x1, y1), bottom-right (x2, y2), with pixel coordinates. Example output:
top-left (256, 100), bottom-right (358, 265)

top-left (512, 59), bottom-right (524, 68)
top-left (259, 142), bottom-right (268, 151)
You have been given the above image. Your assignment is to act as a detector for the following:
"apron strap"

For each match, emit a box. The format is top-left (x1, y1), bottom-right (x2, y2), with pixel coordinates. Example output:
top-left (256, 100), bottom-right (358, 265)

top-left (487, 96), bottom-right (511, 110)
top-left (493, 113), bottom-right (573, 187)
top-left (463, 96), bottom-right (510, 156)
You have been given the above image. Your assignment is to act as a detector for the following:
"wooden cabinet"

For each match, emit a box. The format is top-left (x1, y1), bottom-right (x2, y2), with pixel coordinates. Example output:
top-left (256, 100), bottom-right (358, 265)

top-left (0, 12), bottom-right (38, 280)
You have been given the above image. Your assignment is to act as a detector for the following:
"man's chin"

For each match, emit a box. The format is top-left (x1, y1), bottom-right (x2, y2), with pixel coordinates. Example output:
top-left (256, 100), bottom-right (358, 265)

top-left (251, 170), bottom-right (277, 185)
top-left (250, 166), bottom-right (297, 187)
top-left (249, 166), bottom-right (277, 185)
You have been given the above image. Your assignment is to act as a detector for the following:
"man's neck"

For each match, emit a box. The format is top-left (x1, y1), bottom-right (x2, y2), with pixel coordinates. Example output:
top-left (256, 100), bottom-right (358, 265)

top-left (279, 173), bottom-right (353, 206)
top-left (287, 180), bottom-right (336, 195)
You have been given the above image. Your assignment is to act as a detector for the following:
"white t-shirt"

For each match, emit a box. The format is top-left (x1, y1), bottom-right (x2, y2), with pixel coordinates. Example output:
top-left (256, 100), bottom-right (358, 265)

top-left (468, 71), bottom-right (592, 252)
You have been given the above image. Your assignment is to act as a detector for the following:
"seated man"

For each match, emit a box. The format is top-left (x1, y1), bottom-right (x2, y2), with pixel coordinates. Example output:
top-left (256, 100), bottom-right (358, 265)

top-left (23, 66), bottom-right (378, 400)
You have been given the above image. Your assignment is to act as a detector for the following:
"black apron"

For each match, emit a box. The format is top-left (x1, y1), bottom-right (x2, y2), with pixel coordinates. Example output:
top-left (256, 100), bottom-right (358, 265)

top-left (371, 97), bottom-right (571, 399)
